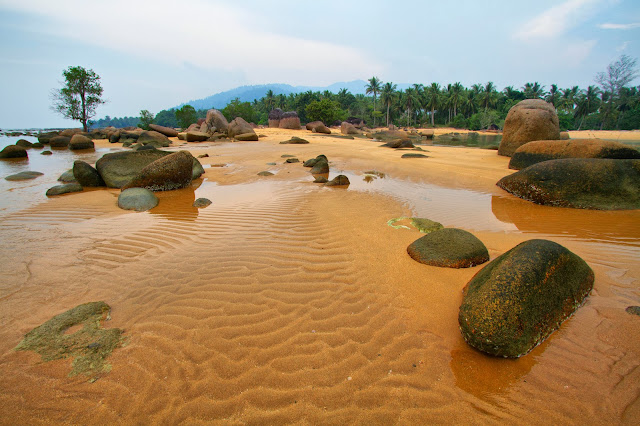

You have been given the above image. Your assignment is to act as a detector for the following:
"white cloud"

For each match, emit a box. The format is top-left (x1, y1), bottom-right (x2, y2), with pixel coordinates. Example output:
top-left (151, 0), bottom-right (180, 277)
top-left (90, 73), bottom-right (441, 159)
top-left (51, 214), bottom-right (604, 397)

top-left (0, 0), bottom-right (383, 86)
top-left (598, 22), bottom-right (640, 30)
top-left (514, 0), bottom-right (602, 41)
top-left (616, 41), bottom-right (630, 51)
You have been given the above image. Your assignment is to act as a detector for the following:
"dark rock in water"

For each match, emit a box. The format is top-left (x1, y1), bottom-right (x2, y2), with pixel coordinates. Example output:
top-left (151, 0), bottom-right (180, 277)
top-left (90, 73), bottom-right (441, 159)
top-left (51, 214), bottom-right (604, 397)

top-left (49, 136), bottom-right (71, 148)
top-left (41, 150), bottom-right (53, 155)
top-left (14, 301), bottom-right (124, 379)
top-left (257, 171), bottom-right (274, 176)
top-left (118, 188), bottom-right (158, 211)
top-left (410, 218), bottom-right (443, 233)
top-left (149, 123), bottom-right (178, 137)
top-left (228, 117), bottom-right (255, 138)
top-left (401, 153), bottom-right (428, 158)
top-left (235, 132), bottom-right (259, 141)
top-left (626, 306), bottom-right (640, 316)
top-left (186, 131), bottom-right (209, 142)
top-left (509, 139), bottom-right (640, 170)
top-left (324, 175), bottom-right (350, 186)
top-left (497, 158), bottom-right (640, 210)
top-left (193, 198), bottom-right (212, 208)
top-left (499, 99), bottom-right (560, 157)
top-left (280, 136), bottom-right (309, 144)
top-left (0, 145), bottom-right (28, 159)
top-left (37, 131), bottom-right (59, 144)
top-left (304, 155), bottom-right (327, 168)
top-left (73, 161), bottom-right (105, 187)
top-left (122, 151), bottom-right (193, 191)
top-left (15, 139), bottom-right (33, 148)
top-left (459, 239), bottom-right (594, 358)
top-left (32, 142), bottom-right (44, 148)
top-left (313, 176), bottom-right (328, 183)
top-left (5, 171), bottom-right (43, 181)
top-left (58, 169), bottom-right (77, 183)
top-left (310, 158), bottom-right (329, 174)
top-left (46, 183), bottom-right (83, 196)
top-left (407, 228), bottom-right (489, 268)
top-left (69, 134), bottom-right (94, 150)
top-left (285, 158), bottom-right (300, 163)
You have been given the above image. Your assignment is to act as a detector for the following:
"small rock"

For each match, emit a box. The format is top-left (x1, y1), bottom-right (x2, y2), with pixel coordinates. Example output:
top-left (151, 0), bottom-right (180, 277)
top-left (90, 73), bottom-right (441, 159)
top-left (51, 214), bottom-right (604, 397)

top-left (407, 228), bottom-right (489, 268)
top-left (324, 175), bottom-right (350, 186)
top-left (117, 188), bottom-right (158, 211)
top-left (258, 171), bottom-right (274, 176)
top-left (41, 150), bottom-right (53, 156)
top-left (5, 171), bottom-right (43, 181)
top-left (193, 198), bottom-right (212, 208)
top-left (280, 137), bottom-right (309, 144)
top-left (46, 183), bottom-right (83, 196)
top-left (401, 153), bottom-right (428, 158)
top-left (198, 154), bottom-right (209, 158)
top-left (626, 306), bottom-right (640, 316)
top-left (285, 158), bottom-right (300, 163)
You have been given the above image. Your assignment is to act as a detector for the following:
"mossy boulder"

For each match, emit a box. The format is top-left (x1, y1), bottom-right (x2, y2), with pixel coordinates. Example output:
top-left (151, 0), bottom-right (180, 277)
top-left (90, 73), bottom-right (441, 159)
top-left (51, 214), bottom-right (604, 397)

top-left (46, 183), bottom-right (83, 196)
top-left (324, 175), bottom-right (350, 186)
top-left (458, 239), bottom-right (594, 358)
top-left (5, 171), bottom-right (43, 181)
top-left (0, 145), bottom-right (28, 159)
top-left (49, 136), bottom-right (71, 148)
top-left (410, 218), bottom-right (444, 233)
top-left (69, 134), bottom-right (95, 150)
top-left (280, 136), bottom-right (309, 144)
top-left (310, 156), bottom-right (329, 174)
top-left (407, 228), bottom-right (489, 268)
top-left (15, 301), bottom-right (124, 379)
top-left (235, 132), bottom-right (259, 141)
top-left (497, 158), bottom-right (640, 210)
top-left (122, 151), bottom-right (193, 191)
top-left (499, 99), bottom-right (560, 157)
top-left (509, 139), bottom-right (640, 170)
top-left (304, 154), bottom-right (327, 168)
top-left (73, 161), bottom-right (105, 187)
top-left (118, 187), bottom-right (159, 211)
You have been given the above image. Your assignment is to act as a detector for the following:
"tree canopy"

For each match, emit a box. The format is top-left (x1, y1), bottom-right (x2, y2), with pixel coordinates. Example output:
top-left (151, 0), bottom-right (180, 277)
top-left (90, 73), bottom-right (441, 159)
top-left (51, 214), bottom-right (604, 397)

top-left (51, 66), bottom-right (105, 131)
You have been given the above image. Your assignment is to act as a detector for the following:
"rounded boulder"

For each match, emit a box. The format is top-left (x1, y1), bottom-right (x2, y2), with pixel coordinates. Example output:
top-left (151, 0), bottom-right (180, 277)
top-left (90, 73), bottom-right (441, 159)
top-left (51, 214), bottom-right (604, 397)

top-left (118, 188), bottom-right (158, 211)
top-left (407, 228), bottom-right (489, 268)
top-left (498, 99), bottom-right (560, 157)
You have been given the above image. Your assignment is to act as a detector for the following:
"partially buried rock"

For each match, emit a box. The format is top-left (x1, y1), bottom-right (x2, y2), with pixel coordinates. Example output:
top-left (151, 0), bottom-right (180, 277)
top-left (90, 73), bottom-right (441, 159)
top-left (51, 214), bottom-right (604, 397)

top-left (122, 151), bottom-right (193, 191)
top-left (285, 158), bottom-right (300, 163)
top-left (69, 134), bottom-right (94, 150)
top-left (626, 306), bottom-right (640, 316)
top-left (257, 171), bottom-right (274, 176)
top-left (46, 183), bottom-right (83, 196)
top-left (411, 218), bottom-right (443, 233)
top-left (313, 176), bottom-right (328, 183)
top-left (118, 187), bottom-right (158, 211)
top-left (401, 153), bottom-right (428, 158)
top-left (186, 131), bottom-right (209, 142)
top-left (0, 145), bottom-right (28, 159)
top-left (5, 171), bottom-right (43, 181)
top-left (407, 228), bottom-right (489, 268)
top-left (235, 132), bottom-right (259, 141)
top-left (193, 198), bottom-right (212, 208)
top-left (304, 155), bottom-right (327, 168)
top-left (49, 136), bottom-right (71, 148)
top-left (41, 150), bottom-right (52, 156)
top-left (497, 158), bottom-right (640, 210)
top-left (341, 122), bottom-right (359, 135)
top-left (14, 301), bottom-right (125, 379)
top-left (149, 123), bottom-right (178, 137)
top-left (324, 175), bottom-right (350, 186)
top-left (498, 99), bottom-right (560, 157)
top-left (58, 169), bottom-right (77, 182)
top-left (383, 139), bottom-right (415, 149)
top-left (280, 136), bottom-right (309, 144)
top-left (73, 161), bottom-right (105, 187)
top-left (15, 139), bottom-right (33, 148)
top-left (458, 239), bottom-right (594, 358)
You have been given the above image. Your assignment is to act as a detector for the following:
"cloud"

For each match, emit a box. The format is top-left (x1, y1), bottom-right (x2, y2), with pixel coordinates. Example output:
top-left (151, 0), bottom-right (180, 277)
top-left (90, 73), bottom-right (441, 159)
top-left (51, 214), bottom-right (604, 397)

top-left (0, 0), bottom-right (383, 86)
top-left (616, 41), bottom-right (630, 51)
top-left (514, 0), bottom-right (602, 41)
top-left (598, 22), bottom-right (640, 30)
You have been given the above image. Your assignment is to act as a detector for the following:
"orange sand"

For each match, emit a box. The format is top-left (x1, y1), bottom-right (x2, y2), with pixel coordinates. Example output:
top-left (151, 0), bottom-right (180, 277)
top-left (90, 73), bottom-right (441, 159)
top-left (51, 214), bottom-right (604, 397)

top-left (0, 128), bottom-right (638, 423)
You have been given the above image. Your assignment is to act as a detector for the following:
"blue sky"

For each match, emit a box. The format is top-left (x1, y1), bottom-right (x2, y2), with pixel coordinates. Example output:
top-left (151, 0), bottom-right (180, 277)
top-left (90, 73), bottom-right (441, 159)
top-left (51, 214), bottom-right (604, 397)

top-left (0, 0), bottom-right (638, 128)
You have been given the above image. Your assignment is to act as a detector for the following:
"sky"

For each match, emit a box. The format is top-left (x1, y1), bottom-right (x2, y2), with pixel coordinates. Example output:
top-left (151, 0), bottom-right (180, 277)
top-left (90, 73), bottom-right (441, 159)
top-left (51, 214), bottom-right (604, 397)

top-left (0, 0), bottom-right (639, 128)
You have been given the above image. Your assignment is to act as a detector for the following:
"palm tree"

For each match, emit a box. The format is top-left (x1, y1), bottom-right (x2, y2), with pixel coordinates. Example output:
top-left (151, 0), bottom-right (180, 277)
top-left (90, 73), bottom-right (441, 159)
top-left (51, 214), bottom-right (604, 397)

top-left (425, 83), bottom-right (441, 126)
top-left (380, 82), bottom-right (398, 127)
top-left (522, 82), bottom-right (546, 99)
top-left (545, 84), bottom-right (560, 109)
top-left (574, 85), bottom-right (601, 130)
top-left (366, 76), bottom-right (382, 126)
top-left (403, 87), bottom-right (421, 126)
top-left (478, 81), bottom-right (497, 112)
top-left (449, 82), bottom-right (464, 117)
top-left (276, 94), bottom-right (286, 109)
top-left (462, 89), bottom-right (478, 117)
top-left (264, 89), bottom-right (275, 110)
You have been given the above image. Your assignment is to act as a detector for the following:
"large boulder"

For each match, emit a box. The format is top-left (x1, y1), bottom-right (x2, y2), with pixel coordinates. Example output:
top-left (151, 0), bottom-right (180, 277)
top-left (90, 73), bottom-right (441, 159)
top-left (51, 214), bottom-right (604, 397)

top-left (228, 117), bottom-right (256, 139)
top-left (279, 111), bottom-right (301, 130)
top-left (49, 136), bottom-right (71, 148)
top-left (0, 145), bottom-right (28, 159)
top-left (37, 131), bottom-right (59, 144)
top-left (458, 239), bottom-right (594, 358)
top-left (69, 134), bottom-right (95, 150)
top-left (497, 158), bottom-right (640, 210)
top-left (95, 150), bottom-right (204, 188)
top-left (148, 124), bottom-right (178, 137)
top-left (137, 130), bottom-right (170, 147)
top-left (121, 151), bottom-right (193, 191)
top-left (268, 108), bottom-right (283, 128)
top-left (509, 139), bottom-right (640, 170)
top-left (118, 188), bottom-right (158, 211)
top-left (73, 161), bottom-right (105, 187)
top-left (59, 128), bottom-right (83, 138)
top-left (185, 131), bottom-right (209, 142)
top-left (498, 99), bottom-right (560, 157)
top-left (407, 228), bottom-right (489, 268)
top-left (204, 109), bottom-right (229, 135)
top-left (15, 139), bottom-right (33, 148)
top-left (341, 122), bottom-right (360, 135)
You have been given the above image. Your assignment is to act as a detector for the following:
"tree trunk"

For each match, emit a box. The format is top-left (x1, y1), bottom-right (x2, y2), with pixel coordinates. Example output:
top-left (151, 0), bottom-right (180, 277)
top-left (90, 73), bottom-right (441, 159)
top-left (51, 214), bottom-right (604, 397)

top-left (431, 107), bottom-right (435, 126)
top-left (386, 104), bottom-right (390, 127)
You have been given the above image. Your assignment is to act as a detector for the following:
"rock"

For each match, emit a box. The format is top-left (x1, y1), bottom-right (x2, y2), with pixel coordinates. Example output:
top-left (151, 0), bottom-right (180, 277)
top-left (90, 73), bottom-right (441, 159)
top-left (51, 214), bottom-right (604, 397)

top-left (407, 228), bottom-right (489, 268)
top-left (204, 109), bottom-right (229, 135)
top-left (177, 132), bottom-right (187, 141)
top-left (32, 142), bottom-right (44, 148)
top-left (37, 131), bottom-right (59, 144)
top-left (135, 144), bottom-right (158, 151)
top-left (498, 99), bottom-right (560, 157)
top-left (41, 150), bottom-right (52, 155)
top-left (281, 154), bottom-right (296, 158)
top-left (49, 136), bottom-right (71, 148)
top-left (346, 117), bottom-right (365, 128)
top-left (341, 122), bottom-right (360, 135)
top-left (137, 131), bottom-right (170, 147)
top-left (186, 131), bottom-right (209, 142)
top-left (410, 218), bottom-right (443, 233)
top-left (310, 158), bottom-right (329, 174)
top-left (96, 150), bottom-right (203, 188)
top-left (59, 128), bottom-right (83, 138)
top-left (257, 171), bottom-right (274, 176)
top-left (193, 198), bottom-right (212, 208)
top-left (312, 123), bottom-right (331, 134)
top-left (186, 123), bottom-right (200, 132)
top-left (304, 155), bottom-right (327, 168)
top-left (118, 188), bottom-right (158, 211)
top-left (458, 239), bottom-right (594, 358)
top-left (268, 108), bottom-right (283, 128)
top-left (109, 131), bottom-right (121, 143)
top-left (5, 171), bottom-right (43, 181)
top-left (58, 169), bottom-right (77, 182)
top-left (15, 139), bottom-right (33, 148)
top-left (280, 136), bottom-right (309, 144)
top-left (122, 151), bottom-right (193, 191)
top-left (313, 176), bottom-right (328, 183)
top-left (198, 153), bottom-right (209, 158)
top-left (46, 183), bottom-right (83, 196)
top-left (69, 134), bottom-right (95, 150)
top-left (228, 117), bottom-right (256, 139)
top-left (401, 153), bottom-right (428, 158)
top-left (285, 158), bottom-right (300, 163)
top-left (497, 158), bottom-right (640, 210)
top-left (279, 111), bottom-right (301, 130)
top-left (559, 131), bottom-right (570, 140)
top-left (73, 161), bottom-right (105, 187)
top-left (626, 306), bottom-right (640, 316)
top-left (324, 175), bottom-right (350, 186)
top-left (149, 123), bottom-right (178, 137)
top-left (508, 139), bottom-right (640, 170)
top-left (235, 132), bottom-right (259, 141)
top-left (0, 145), bottom-right (28, 159)
top-left (421, 129), bottom-right (435, 139)
top-left (383, 139), bottom-right (415, 149)
top-left (372, 130), bottom-right (409, 141)
top-left (306, 121), bottom-right (323, 131)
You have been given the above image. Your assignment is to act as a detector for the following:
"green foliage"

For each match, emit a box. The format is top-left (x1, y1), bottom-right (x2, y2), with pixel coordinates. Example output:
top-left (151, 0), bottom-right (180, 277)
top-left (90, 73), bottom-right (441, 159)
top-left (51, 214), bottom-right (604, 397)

top-left (557, 112), bottom-right (574, 131)
top-left (305, 98), bottom-right (346, 124)
top-left (154, 109), bottom-right (178, 128)
top-left (221, 98), bottom-right (258, 123)
top-left (51, 66), bottom-right (105, 131)
top-left (467, 110), bottom-right (502, 130)
top-left (175, 105), bottom-right (197, 129)
top-left (449, 114), bottom-right (468, 129)
top-left (138, 109), bottom-right (154, 130)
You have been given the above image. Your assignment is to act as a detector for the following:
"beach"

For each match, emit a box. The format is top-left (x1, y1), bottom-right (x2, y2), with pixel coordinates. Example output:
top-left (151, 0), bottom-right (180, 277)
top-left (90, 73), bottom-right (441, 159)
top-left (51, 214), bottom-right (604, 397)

top-left (0, 128), bottom-right (639, 423)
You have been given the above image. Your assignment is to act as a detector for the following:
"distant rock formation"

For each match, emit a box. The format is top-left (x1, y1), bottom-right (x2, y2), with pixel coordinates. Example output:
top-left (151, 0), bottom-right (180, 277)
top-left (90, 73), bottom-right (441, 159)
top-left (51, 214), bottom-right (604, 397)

top-left (268, 108), bottom-right (283, 128)
top-left (279, 111), bottom-right (301, 130)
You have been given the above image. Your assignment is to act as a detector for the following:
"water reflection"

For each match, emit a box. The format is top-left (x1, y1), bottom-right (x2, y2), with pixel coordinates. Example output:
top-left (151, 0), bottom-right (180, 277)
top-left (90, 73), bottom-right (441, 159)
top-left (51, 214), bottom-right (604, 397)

top-left (150, 180), bottom-right (202, 221)
top-left (433, 132), bottom-right (502, 149)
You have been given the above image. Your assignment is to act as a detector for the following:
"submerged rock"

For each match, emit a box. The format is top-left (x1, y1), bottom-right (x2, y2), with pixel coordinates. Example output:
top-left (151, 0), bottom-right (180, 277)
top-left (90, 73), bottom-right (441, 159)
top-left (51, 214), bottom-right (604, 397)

top-left (407, 228), bottom-right (489, 268)
top-left (459, 239), bottom-right (594, 357)
top-left (324, 175), bottom-right (350, 186)
top-left (193, 197), bottom-right (212, 208)
top-left (118, 187), bottom-right (158, 211)
top-left (0, 145), bottom-right (28, 159)
top-left (5, 171), bottom-right (43, 181)
top-left (15, 301), bottom-right (125, 379)
top-left (46, 183), bottom-right (83, 196)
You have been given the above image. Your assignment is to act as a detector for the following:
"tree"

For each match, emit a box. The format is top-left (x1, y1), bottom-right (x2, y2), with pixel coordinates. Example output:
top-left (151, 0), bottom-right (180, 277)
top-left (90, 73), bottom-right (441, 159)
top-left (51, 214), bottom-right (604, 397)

top-left (138, 109), bottom-right (154, 130)
top-left (478, 81), bottom-right (498, 112)
top-left (51, 66), bottom-right (105, 131)
top-left (221, 98), bottom-right (257, 123)
top-left (595, 54), bottom-right (638, 100)
top-left (365, 76), bottom-right (382, 126)
top-left (425, 83), bottom-right (441, 127)
top-left (574, 86), bottom-right (601, 130)
top-left (522, 82), bottom-right (546, 99)
top-left (305, 98), bottom-right (346, 124)
top-left (175, 105), bottom-right (197, 129)
top-left (380, 82), bottom-right (398, 127)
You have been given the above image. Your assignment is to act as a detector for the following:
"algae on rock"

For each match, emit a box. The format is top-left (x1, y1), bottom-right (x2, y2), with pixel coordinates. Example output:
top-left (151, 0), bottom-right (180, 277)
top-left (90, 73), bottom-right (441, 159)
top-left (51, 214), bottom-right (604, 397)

top-left (15, 301), bottom-right (125, 380)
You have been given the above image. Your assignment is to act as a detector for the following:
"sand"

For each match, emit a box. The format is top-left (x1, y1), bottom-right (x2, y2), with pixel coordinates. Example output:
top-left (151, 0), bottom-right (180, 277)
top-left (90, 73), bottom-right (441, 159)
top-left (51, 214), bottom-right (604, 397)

top-left (0, 127), bottom-right (639, 423)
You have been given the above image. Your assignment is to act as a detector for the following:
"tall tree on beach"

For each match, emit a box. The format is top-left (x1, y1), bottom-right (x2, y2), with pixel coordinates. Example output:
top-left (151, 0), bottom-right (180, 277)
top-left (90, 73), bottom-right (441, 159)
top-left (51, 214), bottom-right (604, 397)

top-left (51, 65), bottom-right (105, 131)
top-left (264, 89), bottom-right (276, 110)
top-left (523, 82), bottom-right (546, 99)
top-left (366, 76), bottom-right (382, 126)
top-left (449, 82), bottom-right (464, 117)
top-left (478, 81), bottom-right (498, 112)
top-left (380, 82), bottom-right (398, 127)
top-left (425, 83), bottom-right (441, 126)
top-left (546, 84), bottom-right (560, 109)
top-left (403, 87), bottom-right (421, 126)
top-left (574, 85), bottom-right (601, 130)
top-left (595, 54), bottom-right (638, 100)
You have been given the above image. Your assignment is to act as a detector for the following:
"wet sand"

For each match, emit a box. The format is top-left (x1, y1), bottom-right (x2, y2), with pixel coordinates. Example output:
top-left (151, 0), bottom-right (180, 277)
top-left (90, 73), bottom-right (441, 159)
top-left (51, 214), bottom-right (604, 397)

top-left (0, 128), bottom-right (639, 423)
